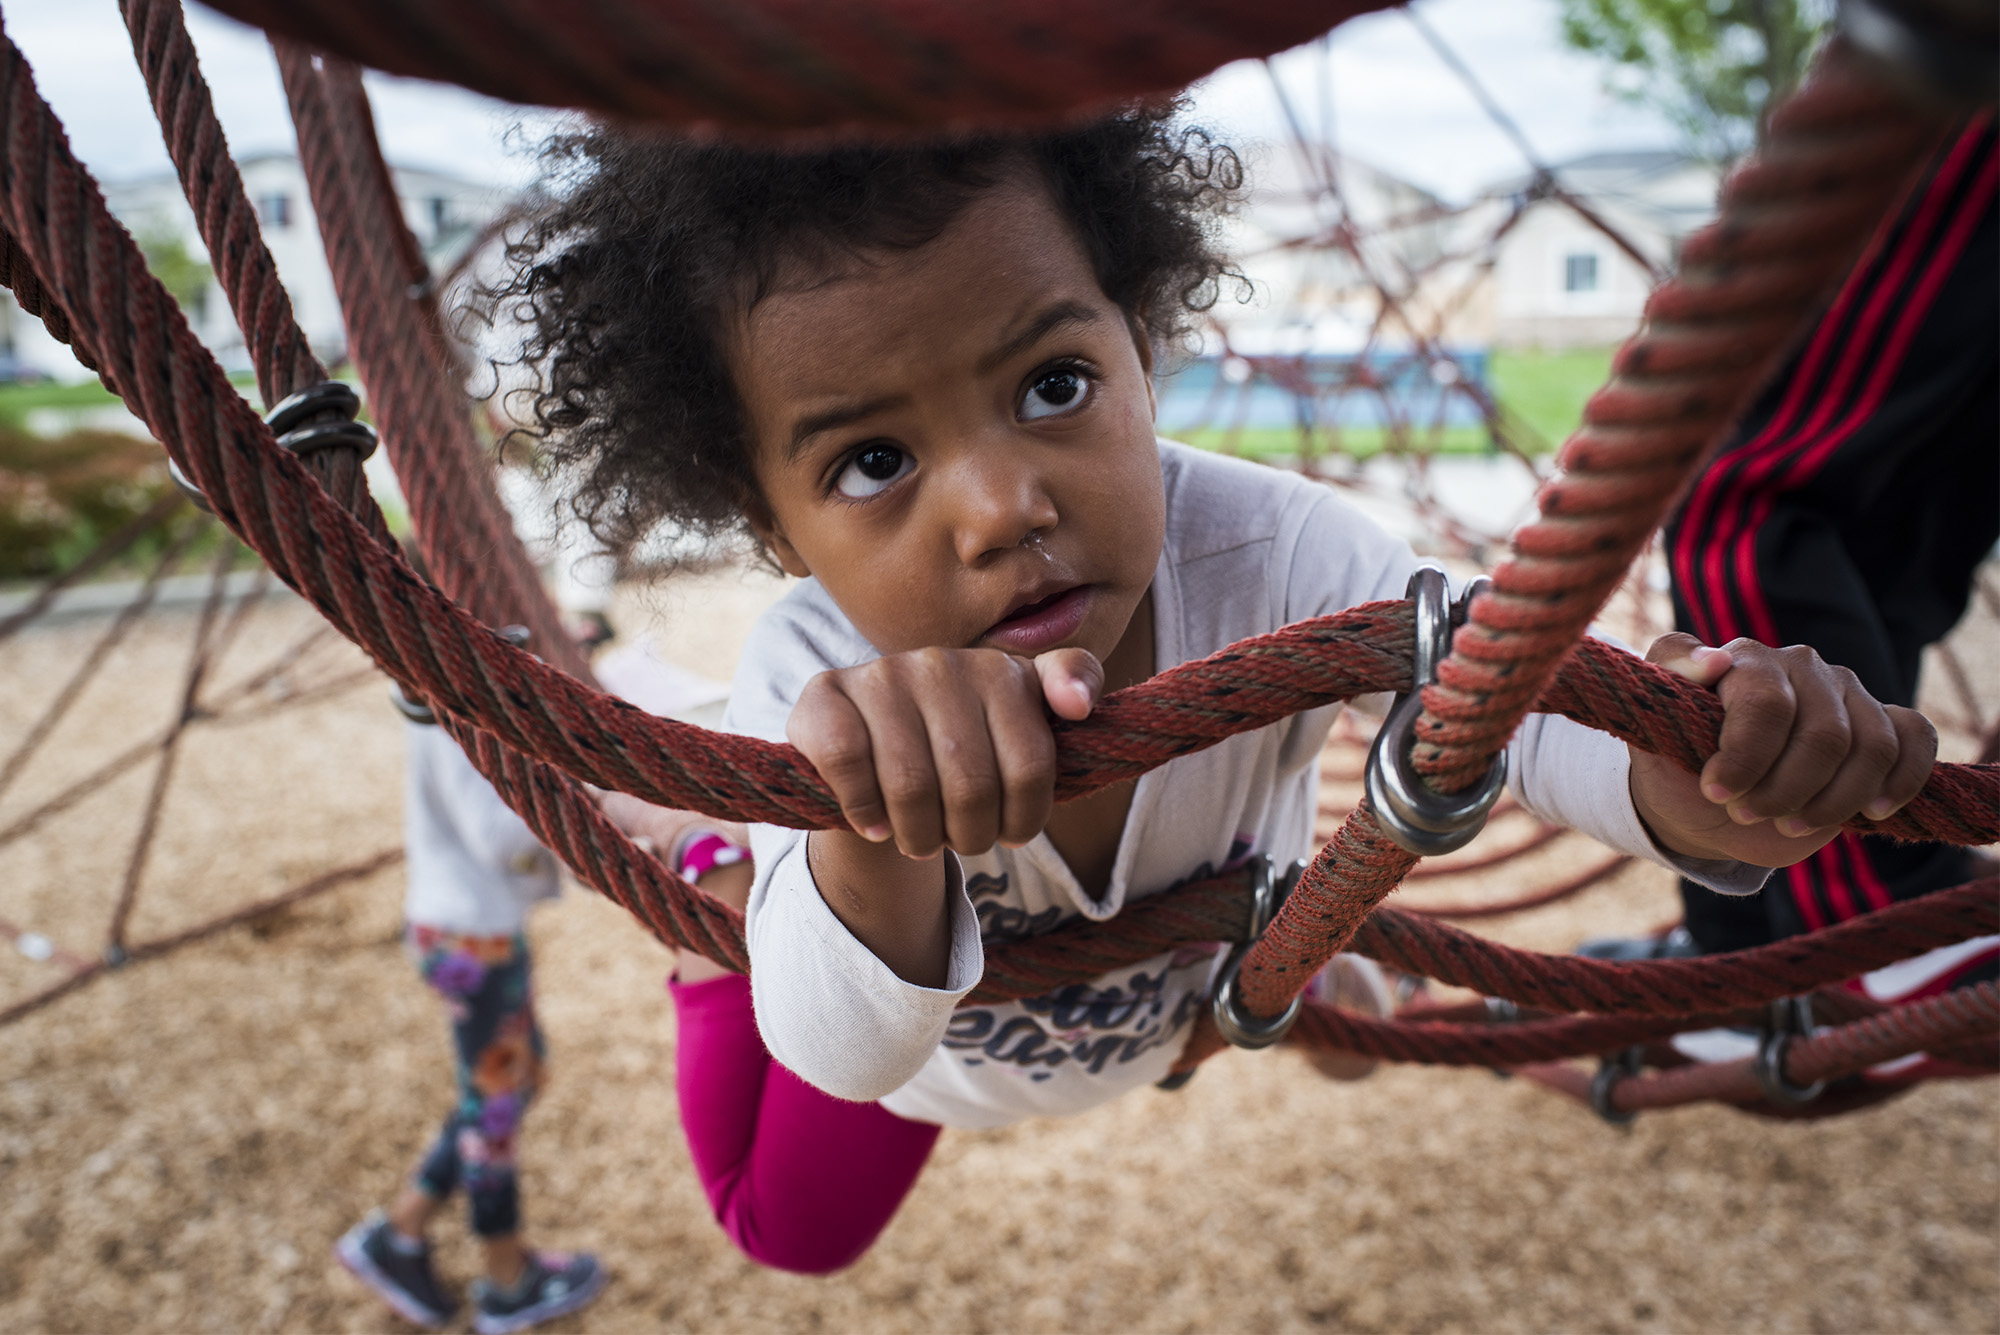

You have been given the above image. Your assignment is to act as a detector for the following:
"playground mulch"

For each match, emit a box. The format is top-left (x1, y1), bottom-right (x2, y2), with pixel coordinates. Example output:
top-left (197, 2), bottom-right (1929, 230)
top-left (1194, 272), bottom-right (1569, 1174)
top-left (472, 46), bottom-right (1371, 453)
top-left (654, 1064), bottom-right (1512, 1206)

top-left (1, 564), bottom-right (1995, 1334)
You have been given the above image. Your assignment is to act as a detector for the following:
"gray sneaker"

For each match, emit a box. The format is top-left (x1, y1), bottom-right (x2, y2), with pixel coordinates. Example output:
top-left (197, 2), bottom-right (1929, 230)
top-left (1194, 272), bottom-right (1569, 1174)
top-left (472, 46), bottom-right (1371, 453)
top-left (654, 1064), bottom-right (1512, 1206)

top-left (334, 1211), bottom-right (459, 1330)
top-left (471, 1250), bottom-right (606, 1334)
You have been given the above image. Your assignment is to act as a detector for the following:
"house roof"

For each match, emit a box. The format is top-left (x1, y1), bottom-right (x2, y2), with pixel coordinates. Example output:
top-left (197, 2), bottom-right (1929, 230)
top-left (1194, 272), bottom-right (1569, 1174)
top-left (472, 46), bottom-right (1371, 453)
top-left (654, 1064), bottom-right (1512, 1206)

top-left (104, 150), bottom-right (493, 194)
top-left (1475, 146), bottom-right (1721, 239)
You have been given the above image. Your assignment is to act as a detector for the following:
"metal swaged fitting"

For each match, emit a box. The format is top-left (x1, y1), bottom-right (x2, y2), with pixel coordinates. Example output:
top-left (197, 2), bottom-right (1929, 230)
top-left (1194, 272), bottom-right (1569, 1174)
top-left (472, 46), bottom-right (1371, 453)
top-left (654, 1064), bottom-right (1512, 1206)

top-left (1211, 855), bottom-right (1308, 1049)
top-left (1365, 567), bottom-right (1508, 857)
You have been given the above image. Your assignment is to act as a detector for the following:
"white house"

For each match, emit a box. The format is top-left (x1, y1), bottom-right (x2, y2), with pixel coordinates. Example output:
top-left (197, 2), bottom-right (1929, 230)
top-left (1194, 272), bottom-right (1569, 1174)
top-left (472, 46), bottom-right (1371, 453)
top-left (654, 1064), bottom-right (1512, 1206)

top-left (1476, 150), bottom-right (1722, 350)
top-left (1211, 142), bottom-right (1450, 356)
top-left (1, 152), bottom-right (509, 381)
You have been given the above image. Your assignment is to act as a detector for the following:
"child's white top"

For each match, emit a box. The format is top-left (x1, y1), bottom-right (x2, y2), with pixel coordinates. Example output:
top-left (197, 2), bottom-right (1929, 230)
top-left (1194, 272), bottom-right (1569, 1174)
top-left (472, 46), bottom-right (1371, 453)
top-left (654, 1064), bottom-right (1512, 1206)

top-left (725, 441), bottom-right (1766, 1129)
top-left (402, 642), bottom-right (731, 935)
top-left (402, 718), bottom-right (561, 935)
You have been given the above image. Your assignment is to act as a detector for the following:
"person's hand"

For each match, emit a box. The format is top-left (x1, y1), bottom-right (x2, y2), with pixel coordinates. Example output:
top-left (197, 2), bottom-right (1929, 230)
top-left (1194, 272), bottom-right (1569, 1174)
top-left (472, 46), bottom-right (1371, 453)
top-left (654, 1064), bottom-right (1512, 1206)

top-left (784, 646), bottom-right (1102, 987)
top-left (788, 645), bottom-right (1102, 860)
top-left (1628, 634), bottom-right (1937, 866)
top-left (593, 789), bottom-right (749, 862)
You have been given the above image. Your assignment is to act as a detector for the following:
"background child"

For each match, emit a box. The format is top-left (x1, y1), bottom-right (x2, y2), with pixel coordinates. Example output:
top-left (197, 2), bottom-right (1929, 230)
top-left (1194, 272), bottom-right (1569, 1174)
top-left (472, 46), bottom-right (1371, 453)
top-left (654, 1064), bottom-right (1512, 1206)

top-left (508, 103), bottom-right (1938, 1273)
top-left (1661, 120), bottom-right (1995, 959)
top-left (335, 664), bottom-right (604, 1333)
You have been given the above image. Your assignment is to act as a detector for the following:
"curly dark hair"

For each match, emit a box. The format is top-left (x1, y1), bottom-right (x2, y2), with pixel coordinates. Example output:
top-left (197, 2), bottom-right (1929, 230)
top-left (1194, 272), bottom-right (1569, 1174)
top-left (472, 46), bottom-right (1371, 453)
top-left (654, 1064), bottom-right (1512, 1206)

top-left (483, 102), bottom-right (1245, 562)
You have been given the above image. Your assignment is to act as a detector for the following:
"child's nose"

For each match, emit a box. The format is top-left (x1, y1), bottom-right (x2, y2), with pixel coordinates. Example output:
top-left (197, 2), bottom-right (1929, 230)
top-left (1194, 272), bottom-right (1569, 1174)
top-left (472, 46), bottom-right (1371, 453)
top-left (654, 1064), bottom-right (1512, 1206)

top-left (948, 457), bottom-right (1058, 566)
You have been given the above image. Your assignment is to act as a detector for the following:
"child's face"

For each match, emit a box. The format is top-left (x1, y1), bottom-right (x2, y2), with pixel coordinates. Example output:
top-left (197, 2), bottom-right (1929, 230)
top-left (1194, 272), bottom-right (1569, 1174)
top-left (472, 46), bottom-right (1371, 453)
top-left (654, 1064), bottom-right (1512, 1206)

top-left (731, 177), bottom-right (1166, 667)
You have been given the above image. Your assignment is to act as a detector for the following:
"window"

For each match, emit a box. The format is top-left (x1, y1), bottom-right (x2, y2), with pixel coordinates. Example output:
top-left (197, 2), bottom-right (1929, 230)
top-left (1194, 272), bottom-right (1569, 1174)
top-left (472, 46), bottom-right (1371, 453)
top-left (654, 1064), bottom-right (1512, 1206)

top-left (257, 193), bottom-right (291, 229)
top-left (1564, 252), bottom-right (1598, 293)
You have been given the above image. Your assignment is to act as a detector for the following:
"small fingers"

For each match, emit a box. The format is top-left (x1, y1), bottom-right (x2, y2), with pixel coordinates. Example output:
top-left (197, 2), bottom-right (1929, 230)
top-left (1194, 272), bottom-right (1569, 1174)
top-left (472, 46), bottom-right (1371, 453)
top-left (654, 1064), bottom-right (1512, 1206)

top-left (787, 676), bottom-right (894, 844)
top-left (1734, 660), bottom-right (1851, 829)
top-left (1775, 676), bottom-right (1901, 835)
top-left (1867, 706), bottom-right (1937, 822)
top-left (1699, 642), bottom-right (1797, 813)
top-left (986, 659), bottom-right (1058, 847)
top-left (919, 670), bottom-right (1004, 859)
top-left (1645, 631), bottom-right (1733, 687)
top-left (852, 660), bottom-right (960, 859)
top-left (1035, 646), bottom-right (1105, 721)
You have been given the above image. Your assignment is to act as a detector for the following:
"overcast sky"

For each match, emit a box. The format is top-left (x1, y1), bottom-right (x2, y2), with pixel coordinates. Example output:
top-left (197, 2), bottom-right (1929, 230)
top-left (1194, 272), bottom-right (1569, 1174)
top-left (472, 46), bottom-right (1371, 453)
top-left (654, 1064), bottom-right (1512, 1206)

top-left (2, 0), bottom-right (1678, 204)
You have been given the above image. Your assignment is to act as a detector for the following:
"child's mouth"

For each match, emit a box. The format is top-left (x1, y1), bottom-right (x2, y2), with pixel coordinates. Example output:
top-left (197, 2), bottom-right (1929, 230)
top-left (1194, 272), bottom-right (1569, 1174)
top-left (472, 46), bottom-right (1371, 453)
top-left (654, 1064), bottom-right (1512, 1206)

top-left (984, 584), bottom-right (1091, 655)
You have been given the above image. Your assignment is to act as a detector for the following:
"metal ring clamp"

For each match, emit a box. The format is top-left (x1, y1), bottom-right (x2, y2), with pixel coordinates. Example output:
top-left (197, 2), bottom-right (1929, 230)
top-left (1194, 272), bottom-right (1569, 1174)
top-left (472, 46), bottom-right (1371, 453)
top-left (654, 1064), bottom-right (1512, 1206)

top-left (167, 457), bottom-right (214, 513)
top-left (1590, 1045), bottom-right (1643, 1124)
top-left (1365, 567), bottom-right (1508, 856)
top-left (1210, 855), bottom-right (1308, 1049)
top-left (266, 382), bottom-right (361, 434)
top-left (165, 380), bottom-right (373, 511)
top-left (1753, 996), bottom-right (1827, 1107)
top-left (267, 381), bottom-right (378, 463)
top-left (275, 418), bottom-right (379, 460)
top-left (390, 681), bottom-right (437, 725)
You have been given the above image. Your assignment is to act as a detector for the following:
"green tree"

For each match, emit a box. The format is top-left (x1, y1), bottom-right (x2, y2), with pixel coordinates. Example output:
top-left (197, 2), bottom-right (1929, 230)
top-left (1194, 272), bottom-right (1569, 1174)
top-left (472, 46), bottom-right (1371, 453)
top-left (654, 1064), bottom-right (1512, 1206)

top-left (136, 229), bottom-right (213, 320)
top-left (1557, 0), bottom-right (1832, 161)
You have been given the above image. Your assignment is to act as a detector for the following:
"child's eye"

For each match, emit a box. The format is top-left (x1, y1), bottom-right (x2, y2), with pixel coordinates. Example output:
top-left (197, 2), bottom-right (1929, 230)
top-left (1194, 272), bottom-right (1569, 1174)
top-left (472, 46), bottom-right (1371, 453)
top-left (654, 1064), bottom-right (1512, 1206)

top-left (832, 443), bottom-right (912, 499)
top-left (1020, 368), bottom-right (1092, 421)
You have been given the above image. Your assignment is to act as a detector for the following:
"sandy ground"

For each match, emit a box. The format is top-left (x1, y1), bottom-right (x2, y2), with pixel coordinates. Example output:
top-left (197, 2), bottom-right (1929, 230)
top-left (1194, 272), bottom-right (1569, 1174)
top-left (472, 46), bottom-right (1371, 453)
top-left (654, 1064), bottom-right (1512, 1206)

top-left (1, 561), bottom-right (1996, 1335)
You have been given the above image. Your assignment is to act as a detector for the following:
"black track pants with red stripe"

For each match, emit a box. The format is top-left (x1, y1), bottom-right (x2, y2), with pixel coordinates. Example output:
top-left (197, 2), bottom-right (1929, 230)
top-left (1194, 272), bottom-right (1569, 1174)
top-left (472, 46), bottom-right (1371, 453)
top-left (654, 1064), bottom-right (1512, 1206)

top-left (1664, 118), bottom-right (1998, 953)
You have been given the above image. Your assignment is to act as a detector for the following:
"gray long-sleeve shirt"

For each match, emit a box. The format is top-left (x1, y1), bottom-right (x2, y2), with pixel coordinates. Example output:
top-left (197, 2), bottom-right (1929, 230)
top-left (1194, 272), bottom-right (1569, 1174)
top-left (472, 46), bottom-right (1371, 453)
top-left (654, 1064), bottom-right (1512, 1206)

top-left (725, 442), bottom-right (1766, 1128)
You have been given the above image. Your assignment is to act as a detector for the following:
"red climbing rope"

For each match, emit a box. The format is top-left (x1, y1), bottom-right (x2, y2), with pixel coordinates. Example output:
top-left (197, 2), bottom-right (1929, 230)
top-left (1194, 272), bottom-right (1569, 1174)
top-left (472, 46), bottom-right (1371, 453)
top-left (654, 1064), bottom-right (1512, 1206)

top-left (274, 39), bottom-right (584, 672)
top-left (1519, 980), bottom-right (2000, 1116)
top-left (1228, 39), bottom-right (1966, 1024)
top-left (968, 870), bottom-right (1997, 1013)
top-left (116, 0), bottom-right (384, 537)
top-left (1347, 878), bottom-right (2000, 1016)
top-left (0, 3), bottom-right (1991, 1112)
top-left (196, 0), bottom-right (1401, 132)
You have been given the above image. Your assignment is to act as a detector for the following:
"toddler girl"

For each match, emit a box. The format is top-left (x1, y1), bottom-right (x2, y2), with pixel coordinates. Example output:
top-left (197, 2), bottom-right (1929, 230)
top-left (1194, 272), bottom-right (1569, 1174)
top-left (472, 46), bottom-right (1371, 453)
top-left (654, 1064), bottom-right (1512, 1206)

top-left (504, 104), bottom-right (1938, 1273)
top-left (336, 678), bottom-right (605, 1332)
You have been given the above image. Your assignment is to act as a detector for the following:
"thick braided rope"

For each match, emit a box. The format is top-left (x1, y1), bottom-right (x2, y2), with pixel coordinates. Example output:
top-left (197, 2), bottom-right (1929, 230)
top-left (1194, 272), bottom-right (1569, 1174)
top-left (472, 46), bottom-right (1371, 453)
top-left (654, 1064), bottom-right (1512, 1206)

top-left (0, 16), bottom-right (1992, 1019)
top-left (1570, 980), bottom-right (2000, 1115)
top-left (1290, 1003), bottom-right (1749, 1068)
top-left (0, 50), bottom-right (1982, 854)
top-left (963, 872), bottom-right (1249, 1005)
top-left (1348, 878), bottom-right (1999, 1015)
top-left (119, 0), bottom-right (320, 408)
top-left (0, 25), bottom-right (712, 842)
top-left (0, 224), bottom-right (105, 379)
top-left (445, 712), bottom-right (752, 970)
top-left (115, 0), bottom-right (383, 535)
top-left (110, 14), bottom-right (700, 973)
top-left (968, 870), bottom-right (1997, 1017)
top-left (1414, 44), bottom-right (1949, 792)
top-left (196, 0), bottom-right (1396, 131)
top-left (1231, 41), bottom-right (1960, 1021)
top-left (1529, 641), bottom-right (2000, 847)
top-left (272, 44), bottom-right (581, 671)
top-left (1784, 980), bottom-right (1999, 1084)
top-left (107, 11), bottom-right (725, 978)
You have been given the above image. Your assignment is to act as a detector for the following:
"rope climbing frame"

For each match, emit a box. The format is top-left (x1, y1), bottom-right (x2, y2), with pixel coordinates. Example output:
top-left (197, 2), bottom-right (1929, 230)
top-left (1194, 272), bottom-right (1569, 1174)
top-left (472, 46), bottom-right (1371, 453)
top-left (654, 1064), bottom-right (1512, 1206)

top-left (0, 0), bottom-right (1993, 1116)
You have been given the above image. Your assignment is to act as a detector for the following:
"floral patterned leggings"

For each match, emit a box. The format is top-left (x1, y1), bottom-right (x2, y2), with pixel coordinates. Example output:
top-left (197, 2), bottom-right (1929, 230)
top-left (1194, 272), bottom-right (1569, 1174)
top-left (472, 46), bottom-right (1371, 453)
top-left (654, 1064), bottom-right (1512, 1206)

top-left (406, 926), bottom-right (544, 1238)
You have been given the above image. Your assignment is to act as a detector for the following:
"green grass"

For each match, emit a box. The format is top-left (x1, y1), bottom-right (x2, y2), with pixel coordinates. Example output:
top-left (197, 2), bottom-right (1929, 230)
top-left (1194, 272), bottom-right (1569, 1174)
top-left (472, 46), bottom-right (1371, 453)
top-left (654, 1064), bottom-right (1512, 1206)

top-left (5, 351), bottom-right (1620, 460)
top-left (1178, 347), bottom-right (1620, 461)
top-left (0, 371), bottom-right (262, 432)
top-left (0, 377), bottom-right (129, 431)
top-left (1176, 425), bottom-right (1493, 460)
top-left (1489, 346), bottom-right (1617, 450)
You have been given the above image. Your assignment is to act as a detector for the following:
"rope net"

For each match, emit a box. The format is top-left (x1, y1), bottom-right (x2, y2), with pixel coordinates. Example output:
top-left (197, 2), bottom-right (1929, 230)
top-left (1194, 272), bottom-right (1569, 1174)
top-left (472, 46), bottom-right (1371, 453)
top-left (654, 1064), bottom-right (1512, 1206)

top-left (0, 0), bottom-right (1993, 1120)
top-left (0, 501), bottom-right (399, 1026)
